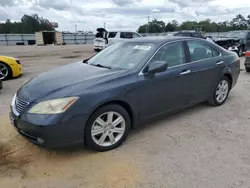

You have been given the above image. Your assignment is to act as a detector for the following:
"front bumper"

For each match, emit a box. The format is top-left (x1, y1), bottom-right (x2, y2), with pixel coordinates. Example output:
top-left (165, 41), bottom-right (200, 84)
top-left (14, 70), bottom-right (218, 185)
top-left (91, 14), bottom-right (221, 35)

top-left (9, 109), bottom-right (88, 148)
top-left (11, 63), bottom-right (22, 77)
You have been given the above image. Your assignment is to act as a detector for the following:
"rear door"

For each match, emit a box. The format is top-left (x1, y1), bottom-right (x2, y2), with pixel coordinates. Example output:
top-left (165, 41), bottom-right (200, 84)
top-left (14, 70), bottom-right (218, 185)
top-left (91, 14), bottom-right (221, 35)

top-left (184, 40), bottom-right (225, 103)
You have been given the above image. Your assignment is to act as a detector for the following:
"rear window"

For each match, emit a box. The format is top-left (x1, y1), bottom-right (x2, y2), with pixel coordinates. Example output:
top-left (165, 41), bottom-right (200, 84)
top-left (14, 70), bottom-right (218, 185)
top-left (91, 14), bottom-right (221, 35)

top-left (95, 32), bottom-right (103, 38)
top-left (108, 32), bottom-right (117, 38)
top-left (192, 32), bottom-right (204, 38)
top-left (175, 32), bottom-right (192, 37)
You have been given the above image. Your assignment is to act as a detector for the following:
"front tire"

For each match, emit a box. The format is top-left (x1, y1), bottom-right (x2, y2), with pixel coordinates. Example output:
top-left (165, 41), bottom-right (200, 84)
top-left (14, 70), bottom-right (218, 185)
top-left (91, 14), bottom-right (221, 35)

top-left (85, 104), bottom-right (131, 152)
top-left (0, 62), bottom-right (12, 80)
top-left (208, 76), bottom-right (230, 106)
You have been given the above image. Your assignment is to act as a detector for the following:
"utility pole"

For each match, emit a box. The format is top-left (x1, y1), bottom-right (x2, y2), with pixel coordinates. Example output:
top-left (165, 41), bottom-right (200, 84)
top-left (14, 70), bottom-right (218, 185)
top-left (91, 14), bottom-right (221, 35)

top-left (146, 16), bottom-right (150, 33)
top-left (75, 24), bottom-right (77, 33)
top-left (104, 22), bottom-right (106, 29)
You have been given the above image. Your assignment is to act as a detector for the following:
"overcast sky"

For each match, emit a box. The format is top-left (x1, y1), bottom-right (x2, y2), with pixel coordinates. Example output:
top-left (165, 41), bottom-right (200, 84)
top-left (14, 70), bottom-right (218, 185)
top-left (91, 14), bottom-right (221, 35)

top-left (0, 0), bottom-right (249, 32)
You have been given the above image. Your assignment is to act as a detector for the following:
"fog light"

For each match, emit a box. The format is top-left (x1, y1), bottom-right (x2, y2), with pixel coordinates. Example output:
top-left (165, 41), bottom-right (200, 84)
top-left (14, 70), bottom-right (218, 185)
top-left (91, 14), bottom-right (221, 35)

top-left (37, 137), bottom-right (44, 144)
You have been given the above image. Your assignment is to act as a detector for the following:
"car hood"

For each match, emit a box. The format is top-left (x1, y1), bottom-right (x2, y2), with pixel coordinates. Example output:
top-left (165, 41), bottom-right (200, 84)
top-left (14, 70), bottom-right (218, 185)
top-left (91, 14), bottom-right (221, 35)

top-left (215, 37), bottom-right (240, 49)
top-left (17, 62), bottom-right (125, 102)
top-left (215, 37), bottom-right (240, 42)
top-left (0, 55), bottom-right (18, 61)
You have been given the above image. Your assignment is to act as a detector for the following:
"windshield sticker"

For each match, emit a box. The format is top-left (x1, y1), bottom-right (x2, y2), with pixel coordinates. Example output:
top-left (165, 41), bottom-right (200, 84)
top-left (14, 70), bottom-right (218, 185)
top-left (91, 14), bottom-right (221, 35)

top-left (134, 45), bottom-right (151, 50)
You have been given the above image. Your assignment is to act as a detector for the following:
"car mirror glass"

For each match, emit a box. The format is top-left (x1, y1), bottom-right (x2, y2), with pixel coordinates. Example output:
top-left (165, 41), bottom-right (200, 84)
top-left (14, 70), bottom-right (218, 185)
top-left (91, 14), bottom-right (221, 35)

top-left (146, 61), bottom-right (168, 74)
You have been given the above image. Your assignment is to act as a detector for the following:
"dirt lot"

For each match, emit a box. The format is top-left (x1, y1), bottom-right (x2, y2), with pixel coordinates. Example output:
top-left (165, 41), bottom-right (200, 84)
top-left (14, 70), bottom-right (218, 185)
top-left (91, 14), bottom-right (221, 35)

top-left (1, 45), bottom-right (250, 188)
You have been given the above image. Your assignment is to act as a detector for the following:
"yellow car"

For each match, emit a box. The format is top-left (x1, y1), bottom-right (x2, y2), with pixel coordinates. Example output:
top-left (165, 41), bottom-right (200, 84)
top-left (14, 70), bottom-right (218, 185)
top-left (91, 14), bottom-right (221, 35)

top-left (0, 56), bottom-right (22, 80)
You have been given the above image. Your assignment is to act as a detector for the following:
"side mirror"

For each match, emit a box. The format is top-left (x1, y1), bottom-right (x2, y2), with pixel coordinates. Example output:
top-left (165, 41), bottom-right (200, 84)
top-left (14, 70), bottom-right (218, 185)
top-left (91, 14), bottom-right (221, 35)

top-left (147, 61), bottom-right (168, 74)
top-left (83, 59), bottom-right (89, 63)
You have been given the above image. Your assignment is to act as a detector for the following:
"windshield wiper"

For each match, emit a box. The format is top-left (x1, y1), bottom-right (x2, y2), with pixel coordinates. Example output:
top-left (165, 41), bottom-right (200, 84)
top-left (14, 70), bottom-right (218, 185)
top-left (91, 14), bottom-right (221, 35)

top-left (92, 64), bottom-right (111, 69)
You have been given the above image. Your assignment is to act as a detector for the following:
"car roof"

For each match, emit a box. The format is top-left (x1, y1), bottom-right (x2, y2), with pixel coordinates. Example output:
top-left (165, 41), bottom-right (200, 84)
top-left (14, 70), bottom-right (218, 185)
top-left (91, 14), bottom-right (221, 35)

top-left (177, 30), bottom-right (201, 33)
top-left (108, 31), bottom-right (138, 33)
top-left (125, 36), bottom-right (195, 44)
top-left (228, 30), bottom-right (249, 33)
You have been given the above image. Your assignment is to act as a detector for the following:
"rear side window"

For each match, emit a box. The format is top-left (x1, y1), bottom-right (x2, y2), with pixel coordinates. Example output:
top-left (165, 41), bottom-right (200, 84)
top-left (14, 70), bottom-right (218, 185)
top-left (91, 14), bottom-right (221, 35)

top-left (120, 32), bottom-right (133, 39)
top-left (150, 42), bottom-right (185, 68)
top-left (212, 48), bottom-right (220, 57)
top-left (132, 33), bottom-right (141, 38)
top-left (108, 32), bottom-right (117, 38)
top-left (187, 41), bottom-right (219, 61)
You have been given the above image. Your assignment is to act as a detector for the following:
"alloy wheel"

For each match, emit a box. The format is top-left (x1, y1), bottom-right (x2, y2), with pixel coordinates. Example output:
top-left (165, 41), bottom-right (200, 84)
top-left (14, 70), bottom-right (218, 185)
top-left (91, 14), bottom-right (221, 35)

top-left (215, 80), bottom-right (229, 103)
top-left (91, 111), bottom-right (126, 147)
top-left (0, 63), bottom-right (8, 80)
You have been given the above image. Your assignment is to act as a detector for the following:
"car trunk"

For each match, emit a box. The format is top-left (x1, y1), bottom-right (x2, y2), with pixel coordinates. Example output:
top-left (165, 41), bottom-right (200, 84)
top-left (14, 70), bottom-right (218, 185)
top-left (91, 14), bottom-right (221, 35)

top-left (94, 28), bottom-right (108, 48)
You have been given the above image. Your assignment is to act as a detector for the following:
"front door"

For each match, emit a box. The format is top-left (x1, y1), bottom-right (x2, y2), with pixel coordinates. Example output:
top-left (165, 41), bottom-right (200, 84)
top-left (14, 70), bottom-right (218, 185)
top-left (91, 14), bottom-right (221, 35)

top-left (137, 41), bottom-right (195, 120)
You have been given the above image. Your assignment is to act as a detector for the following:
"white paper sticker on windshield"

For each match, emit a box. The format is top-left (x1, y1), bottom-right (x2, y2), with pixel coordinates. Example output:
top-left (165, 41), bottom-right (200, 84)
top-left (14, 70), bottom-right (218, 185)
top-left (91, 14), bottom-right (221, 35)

top-left (134, 45), bottom-right (151, 50)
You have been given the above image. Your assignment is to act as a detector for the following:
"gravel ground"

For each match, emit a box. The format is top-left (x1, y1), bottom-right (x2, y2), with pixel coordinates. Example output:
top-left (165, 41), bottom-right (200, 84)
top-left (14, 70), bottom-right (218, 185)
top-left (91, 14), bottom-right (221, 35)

top-left (0, 45), bottom-right (250, 188)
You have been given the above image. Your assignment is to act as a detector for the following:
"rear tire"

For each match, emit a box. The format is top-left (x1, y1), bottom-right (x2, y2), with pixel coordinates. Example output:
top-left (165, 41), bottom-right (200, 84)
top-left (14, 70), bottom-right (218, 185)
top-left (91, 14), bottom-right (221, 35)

top-left (85, 104), bottom-right (131, 152)
top-left (208, 76), bottom-right (230, 106)
top-left (94, 49), bottom-right (100, 52)
top-left (245, 67), bottom-right (250, 72)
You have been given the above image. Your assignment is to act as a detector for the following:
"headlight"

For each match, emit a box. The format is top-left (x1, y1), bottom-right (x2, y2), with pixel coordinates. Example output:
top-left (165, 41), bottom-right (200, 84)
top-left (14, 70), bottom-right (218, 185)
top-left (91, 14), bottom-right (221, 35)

top-left (228, 46), bottom-right (238, 51)
top-left (28, 97), bottom-right (79, 114)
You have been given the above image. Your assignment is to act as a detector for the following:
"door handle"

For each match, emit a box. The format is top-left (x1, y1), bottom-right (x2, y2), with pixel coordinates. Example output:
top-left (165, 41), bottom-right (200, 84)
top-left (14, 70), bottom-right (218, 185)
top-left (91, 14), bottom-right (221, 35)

top-left (180, 70), bottom-right (191, 75)
top-left (216, 61), bottom-right (224, 65)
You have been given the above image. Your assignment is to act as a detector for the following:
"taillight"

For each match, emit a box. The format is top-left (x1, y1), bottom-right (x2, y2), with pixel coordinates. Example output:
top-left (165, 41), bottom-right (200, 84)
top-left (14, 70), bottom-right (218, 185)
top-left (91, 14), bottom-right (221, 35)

top-left (245, 51), bottom-right (250, 57)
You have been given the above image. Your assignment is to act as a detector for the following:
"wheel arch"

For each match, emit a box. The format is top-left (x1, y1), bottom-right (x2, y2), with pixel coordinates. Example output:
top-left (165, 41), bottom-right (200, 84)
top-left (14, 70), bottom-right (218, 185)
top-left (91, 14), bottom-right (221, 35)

top-left (89, 100), bottom-right (136, 129)
top-left (223, 73), bottom-right (233, 89)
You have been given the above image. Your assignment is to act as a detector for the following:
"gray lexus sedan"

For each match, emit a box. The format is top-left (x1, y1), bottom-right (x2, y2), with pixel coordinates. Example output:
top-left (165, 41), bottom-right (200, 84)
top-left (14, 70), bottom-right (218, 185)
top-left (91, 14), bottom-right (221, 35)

top-left (10, 37), bottom-right (240, 151)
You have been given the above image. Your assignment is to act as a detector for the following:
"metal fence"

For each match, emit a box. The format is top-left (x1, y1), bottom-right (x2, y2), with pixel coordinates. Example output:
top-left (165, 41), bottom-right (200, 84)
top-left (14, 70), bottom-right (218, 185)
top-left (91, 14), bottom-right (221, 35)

top-left (0, 34), bottom-right (35, 45)
top-left (62, 34), bottom-right (94, 44)
top-left (0, 34), bottom-right (95, 46)
top-left (0, 32), bottom-right (228, 46)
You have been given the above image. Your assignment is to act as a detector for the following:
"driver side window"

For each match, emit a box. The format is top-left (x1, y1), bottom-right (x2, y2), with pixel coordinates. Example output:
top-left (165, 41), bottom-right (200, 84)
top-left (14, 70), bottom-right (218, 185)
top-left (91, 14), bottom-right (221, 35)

top-left (150, 42), bottom-right (185, 68)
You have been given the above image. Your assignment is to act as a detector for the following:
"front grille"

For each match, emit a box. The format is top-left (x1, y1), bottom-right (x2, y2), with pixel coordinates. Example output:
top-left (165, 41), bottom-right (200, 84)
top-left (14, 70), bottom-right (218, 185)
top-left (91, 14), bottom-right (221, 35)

top-left (15, 97), bottom-right (29, 113)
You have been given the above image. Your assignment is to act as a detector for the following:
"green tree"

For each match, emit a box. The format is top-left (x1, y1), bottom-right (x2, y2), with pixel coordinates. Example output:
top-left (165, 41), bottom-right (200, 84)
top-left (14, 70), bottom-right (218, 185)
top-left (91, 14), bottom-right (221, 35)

top-left (0, 14), bottom-right (54, 34)
top-left (165, 22), bottom-right (175, 32)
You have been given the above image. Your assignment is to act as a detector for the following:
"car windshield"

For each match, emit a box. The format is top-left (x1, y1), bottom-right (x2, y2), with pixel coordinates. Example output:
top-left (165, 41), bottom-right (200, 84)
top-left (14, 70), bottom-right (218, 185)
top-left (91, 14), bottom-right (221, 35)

top-left (88, 42), bottom-right (155, 69)
top-left (225, 31), bottom-right (247, 38)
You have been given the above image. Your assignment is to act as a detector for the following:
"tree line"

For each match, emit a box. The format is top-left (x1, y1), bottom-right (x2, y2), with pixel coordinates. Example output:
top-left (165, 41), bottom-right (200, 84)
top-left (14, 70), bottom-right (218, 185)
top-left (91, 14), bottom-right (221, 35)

top-left (138, 14), bottom-right (250, 33)
top-left (0, 14), bottom-right (54, 34)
